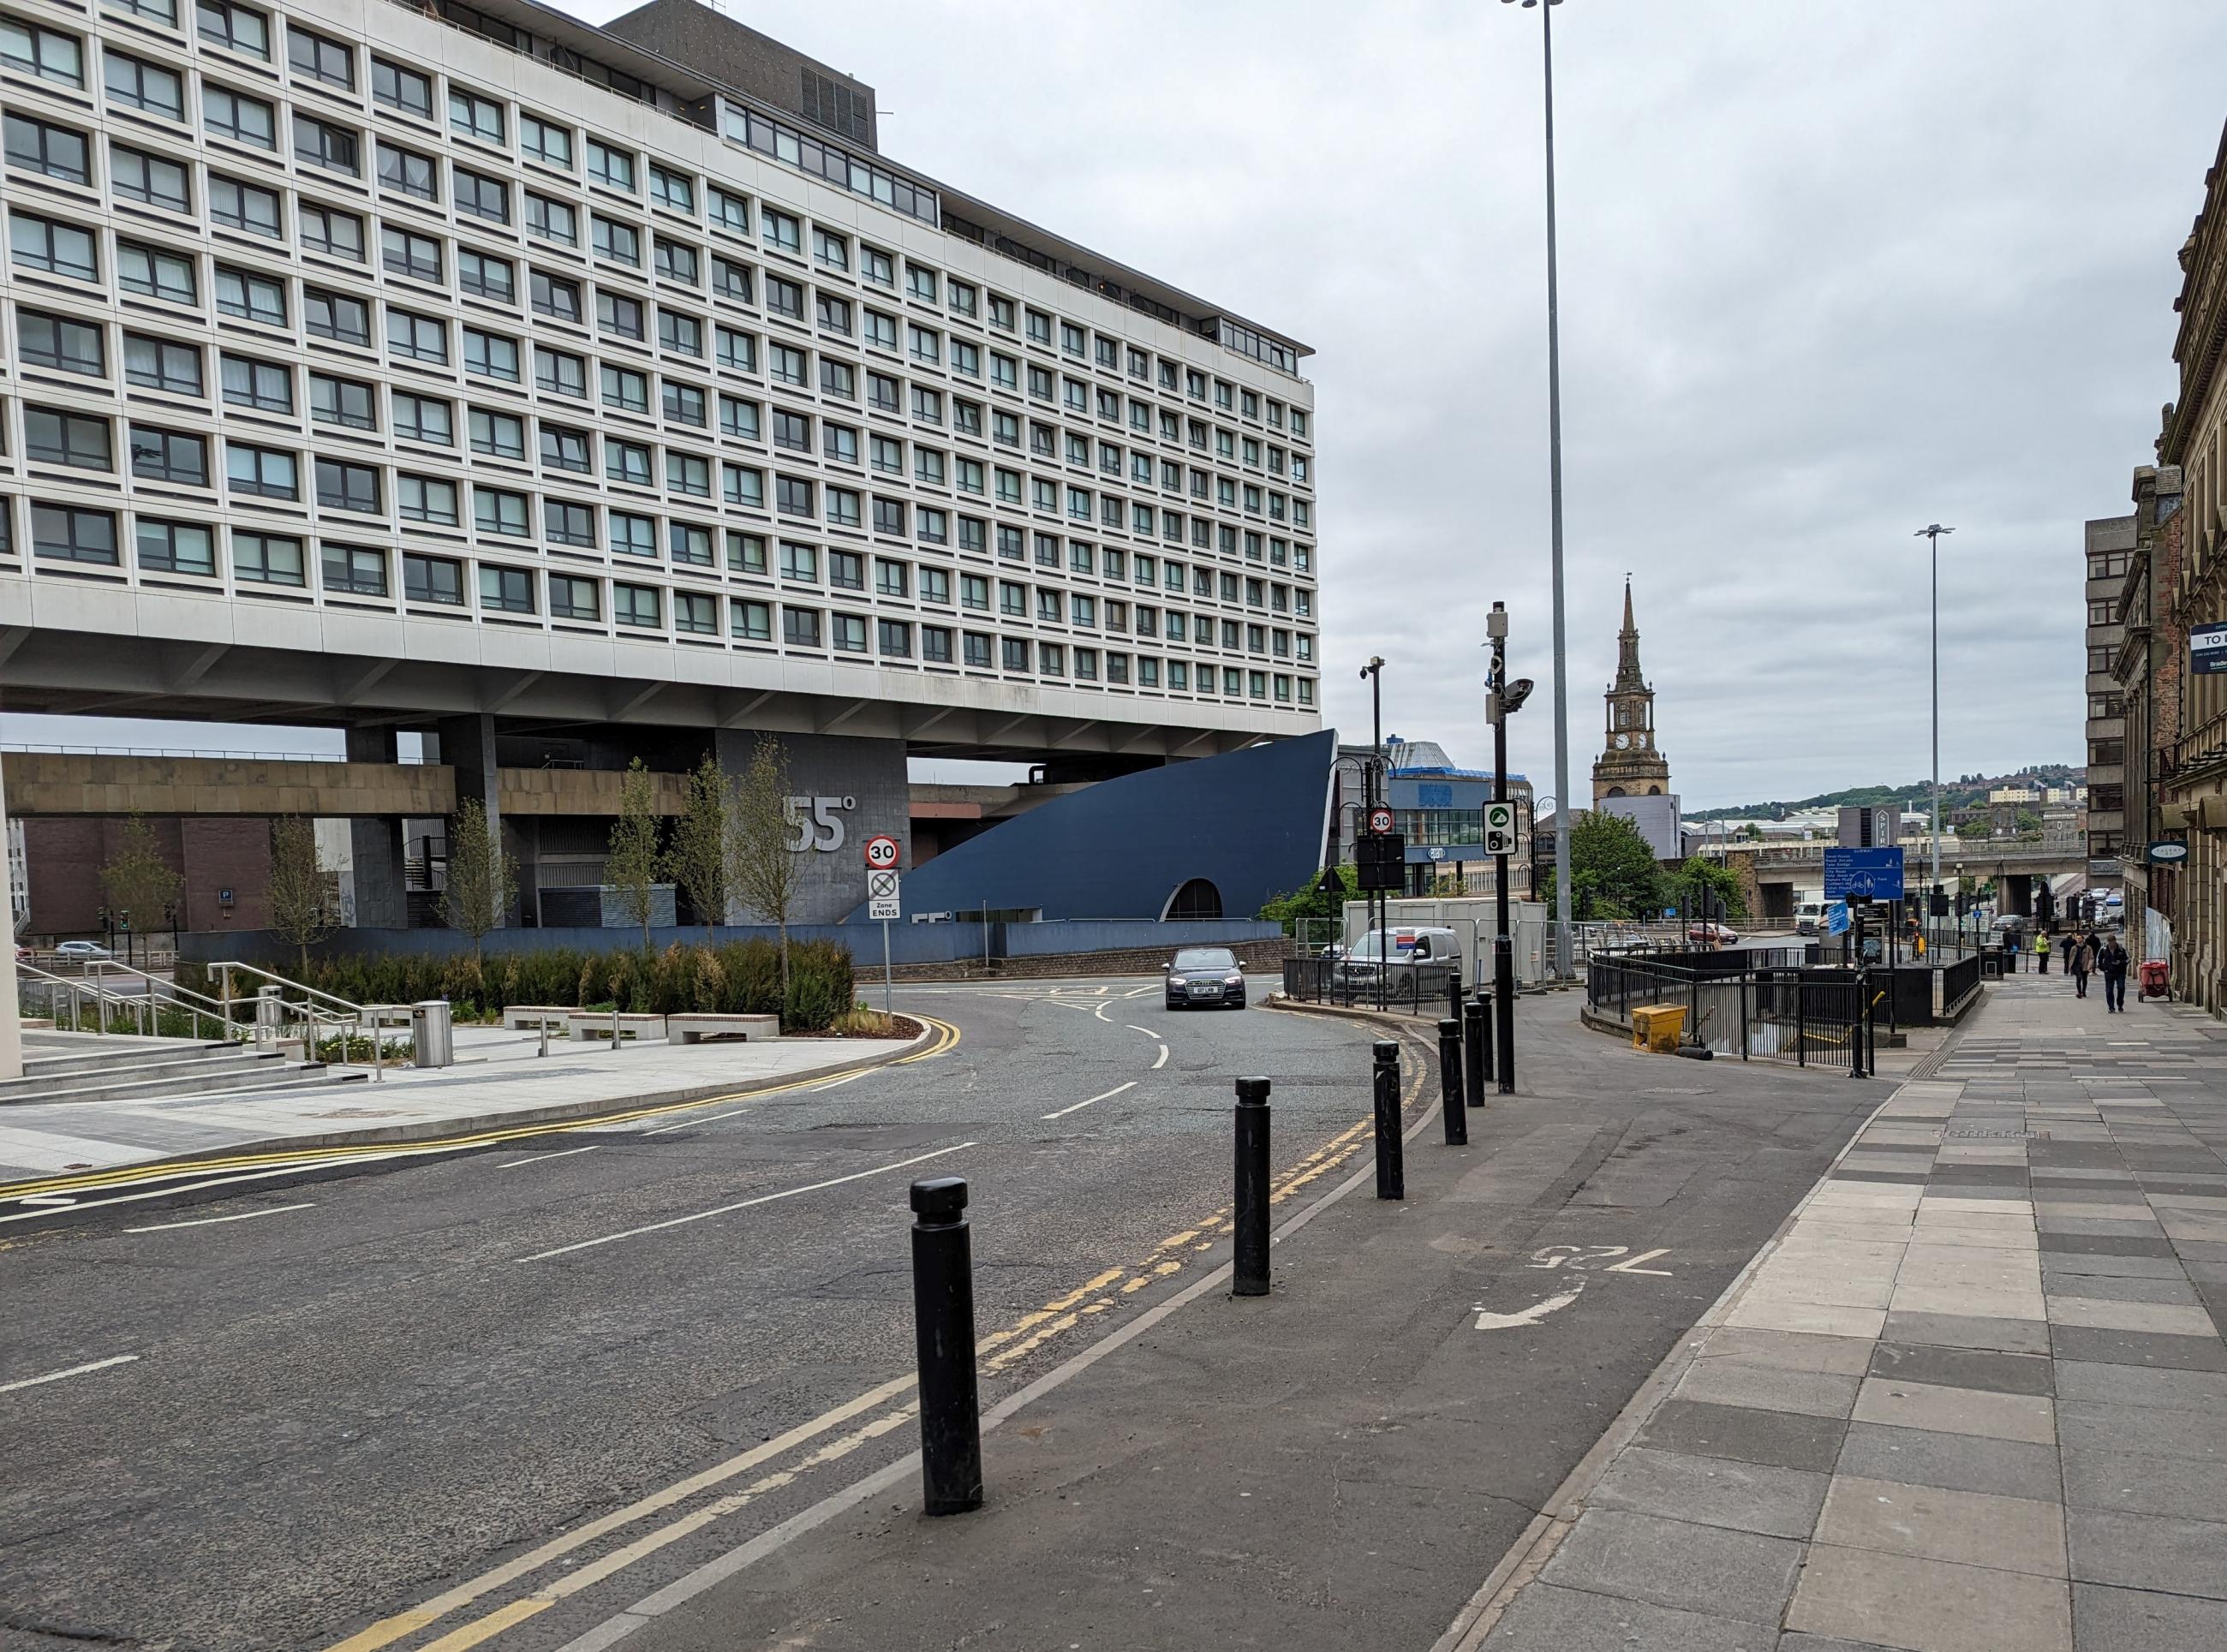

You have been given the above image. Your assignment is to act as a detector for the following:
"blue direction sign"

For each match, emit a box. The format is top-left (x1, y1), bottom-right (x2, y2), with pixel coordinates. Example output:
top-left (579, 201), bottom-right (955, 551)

top-left (1824, 846), bottom-right (1906, 901)
top-left (1824, 900), bottom-right (1851, 936)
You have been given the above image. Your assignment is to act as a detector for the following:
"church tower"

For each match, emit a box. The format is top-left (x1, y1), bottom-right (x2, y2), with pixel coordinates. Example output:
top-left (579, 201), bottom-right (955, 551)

top-left (1591, 580), bottom-right (1672, 804)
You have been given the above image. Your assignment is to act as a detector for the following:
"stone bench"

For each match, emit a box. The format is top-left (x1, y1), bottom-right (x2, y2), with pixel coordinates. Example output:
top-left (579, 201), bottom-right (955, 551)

top-left (666, 1011), bottom-right (782, 1046)
top-left (568, 1011), bottom-right (668, 1042)
top-left (502, 1004), bottom-right (574, 1031)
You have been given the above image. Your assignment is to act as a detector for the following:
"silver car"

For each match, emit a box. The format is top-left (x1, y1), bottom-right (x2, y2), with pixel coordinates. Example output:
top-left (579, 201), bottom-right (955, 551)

top-left (1166, 946), bottom-right (1246, 1011)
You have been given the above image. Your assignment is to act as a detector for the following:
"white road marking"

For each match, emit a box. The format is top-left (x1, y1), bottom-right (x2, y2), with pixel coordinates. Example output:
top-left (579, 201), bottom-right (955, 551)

top-left (1, 1354), bottom-right (139, 1394)
top-left (1153, 1045), bottom-right (1169, 1070)
top-left (1038, 999), bottom-right (1096, 1013)
top-left (16, 1195), bottom-right (77, 1208)
top-left (807, 1071), bottom-right (872, 1090)
top-left (1093, 1001), bottom-right (1114, 1022)
top-left (1042, 1081), bottom-right (1136, 1121)
top-left (499, 1145), bottom-right (606, 1166)
top-left (1473, 1285), bottom-right (1585, 1331)
top-left (1125, 1024), bottom-right (1163, 1038)
top-left (518, 1142), bottom-right (976, 1263)
top-left (1605, 1248), bottom-right (1675, 1276)
top-left (125, 1202), bottom-right (314, 1234)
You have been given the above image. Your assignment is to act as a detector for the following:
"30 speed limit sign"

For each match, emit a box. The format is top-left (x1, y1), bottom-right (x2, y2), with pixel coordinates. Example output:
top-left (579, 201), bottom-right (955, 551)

top-left (1367, 805), bottom-right (1395, 835)
top-left (863, 834), bottom-right (900, 870)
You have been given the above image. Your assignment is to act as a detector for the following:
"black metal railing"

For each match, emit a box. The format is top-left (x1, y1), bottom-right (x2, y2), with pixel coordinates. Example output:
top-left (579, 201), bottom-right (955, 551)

top-left (1587, 953), bottom-right (1869, 1070)
top-left (1282, 956), bottom-right (1461, 1017)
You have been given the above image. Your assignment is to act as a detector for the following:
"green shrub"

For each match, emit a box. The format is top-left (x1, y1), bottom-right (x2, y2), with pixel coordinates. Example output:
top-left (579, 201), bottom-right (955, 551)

top-left (171, 939), bottom-right (857, 1030)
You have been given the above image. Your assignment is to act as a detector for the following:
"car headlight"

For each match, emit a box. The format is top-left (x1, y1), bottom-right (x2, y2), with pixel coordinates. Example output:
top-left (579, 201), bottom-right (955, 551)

top-left (1224, 974), bottom-right (1244, 986)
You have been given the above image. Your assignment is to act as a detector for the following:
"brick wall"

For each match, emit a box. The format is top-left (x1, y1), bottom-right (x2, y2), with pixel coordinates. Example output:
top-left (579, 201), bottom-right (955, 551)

top-left (21, 816), bottom-right (271, 939)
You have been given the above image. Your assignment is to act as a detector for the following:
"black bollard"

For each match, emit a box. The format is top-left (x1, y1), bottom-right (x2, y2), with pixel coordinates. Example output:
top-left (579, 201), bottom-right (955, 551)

top-left (1850, 969), bottom-right (1871, 1081)
top-left (1438, 1018), bottom-right (1467, 1144)
top-left (1233, 1076), bottom-right (1272, 1297)
top-left (1373, 1040), bottom-right (1405, 1200)
top-left (909, 1176), bottom-right (984, 1514)
top-left (1464, 992), bottom-right (1490, 1108)
top-left (1448, 968), bottom-right (1464, 1025)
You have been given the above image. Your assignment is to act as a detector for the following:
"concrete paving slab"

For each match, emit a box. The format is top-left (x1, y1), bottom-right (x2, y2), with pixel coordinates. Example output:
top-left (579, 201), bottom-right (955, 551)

top-left (1784, 1543), bottom-right (2071, 1652)
top-left (1882, 1310), bottom-right (2052, 1354)
top-left (1698, 1327), bottom-right (1877, 1376)
top-left (2061, 1446), bottom-right (2227, 1523)
top-left (2068, 1506), bottom-right (2227, 1599)
top-left (1852, 1376), bottom-right (2056, 1443)
top-left (2048, 1324), bottom-right (2227, 1371)
top-left (1479, 1582), bottom-right (1778, 1652)
top-left (1586, 1446), bottom-right (1831, 1541)
top-left (1673, 1359), bottom-right (1862, 1420)
top-left (1636, 1399), bottom-right (1848, 1474)
top-left (1867, 1342), bottom-right (2055, 1397)
top-left (1539, 1508), bottom-right (1806, 1625)
top-left (2052, 1358), bottom-right (2227, 1410)
top-left (1813, 1474), bottom-right (2065, 1577)
top-left (2045, 1296), bottom-right (2218, 1336)
top-left (2070, 1583), bottom-right (2227, 1652)
top-left (1835, 1422), bottom-right (2064, 1502)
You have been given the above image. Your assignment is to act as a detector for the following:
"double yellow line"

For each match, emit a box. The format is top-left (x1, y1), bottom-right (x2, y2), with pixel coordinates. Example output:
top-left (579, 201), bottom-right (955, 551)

top-left (0, 1015), bottom-right (961, 1210)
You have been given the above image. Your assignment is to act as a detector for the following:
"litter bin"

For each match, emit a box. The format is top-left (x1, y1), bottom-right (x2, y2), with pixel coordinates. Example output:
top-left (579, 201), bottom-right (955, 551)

top-left (1631, 1003), bottom-right (1687, 1053)
top-left (411, 999), bottom-right (454, 1068)
top-left (2140, 959), bottom-right (2170, 1001)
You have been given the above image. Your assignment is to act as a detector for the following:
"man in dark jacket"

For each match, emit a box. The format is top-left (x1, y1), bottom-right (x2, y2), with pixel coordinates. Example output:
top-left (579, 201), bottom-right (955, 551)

top-left (2099, 937), bottom-right (2130, 1013)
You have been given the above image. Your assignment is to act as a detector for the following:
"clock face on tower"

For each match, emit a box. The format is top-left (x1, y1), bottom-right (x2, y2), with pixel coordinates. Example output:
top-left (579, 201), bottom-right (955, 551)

top-left (1615, 733), bottom-right (1629, 748)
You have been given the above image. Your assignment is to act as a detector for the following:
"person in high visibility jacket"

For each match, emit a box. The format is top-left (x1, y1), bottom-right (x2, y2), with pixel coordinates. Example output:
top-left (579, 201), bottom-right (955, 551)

top-left (2036, 933), bottom-right (2052, 975)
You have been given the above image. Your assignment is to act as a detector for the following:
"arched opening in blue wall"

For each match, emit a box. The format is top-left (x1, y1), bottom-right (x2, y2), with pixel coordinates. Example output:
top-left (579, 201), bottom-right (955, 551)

top-left (1162, 879), bottom-right (1223, 921)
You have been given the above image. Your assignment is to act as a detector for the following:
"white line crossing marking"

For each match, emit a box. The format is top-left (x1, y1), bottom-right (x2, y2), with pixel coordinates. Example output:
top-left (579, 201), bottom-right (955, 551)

top-left (517, 1142), bottom-right (976, 1263)
top-left (1125, 1024), bottom-right (1164, 1038)
top-left (1153, 1045), bottom-right (1169, 1070)
top-left (1604, 1248), bottom-right (1675, 1276)
top-left (1042, 1081), bottom-right (1136, 1121)
top-left (0, 1354), bottom-right (139, 1394)
top-left (125, 1202), bottom-right (314, 1233)
top-left (499, 1145), bottom-right (606, 1166)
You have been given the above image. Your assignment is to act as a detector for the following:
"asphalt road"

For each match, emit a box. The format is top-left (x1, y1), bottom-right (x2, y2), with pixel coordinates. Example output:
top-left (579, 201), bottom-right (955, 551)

top-left (0, 975), bottom-right (1422, 1652)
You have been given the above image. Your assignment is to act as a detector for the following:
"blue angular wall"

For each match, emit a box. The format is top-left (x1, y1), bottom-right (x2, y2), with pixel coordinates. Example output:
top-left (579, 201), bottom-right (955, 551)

top-left (853, 730), bottom-right (1338, 923)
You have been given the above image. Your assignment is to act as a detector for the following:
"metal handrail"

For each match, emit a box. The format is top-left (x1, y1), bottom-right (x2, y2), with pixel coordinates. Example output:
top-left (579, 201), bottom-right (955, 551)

top-left (18, 961), bottom-right (176, 1039)
top-left (213, 961), bottom-right (367, 1021)
top-left (87, 960), bottom-right (236, 1042)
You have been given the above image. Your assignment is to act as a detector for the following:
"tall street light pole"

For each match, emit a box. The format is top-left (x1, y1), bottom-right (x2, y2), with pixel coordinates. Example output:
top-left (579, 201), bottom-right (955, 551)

top-left (1503, 0), bottom-right (1571, 978)
top-left (1915, 525), bottom-right (1953, 913)
top-left (1361, 656), bottom-right (1387, 1004)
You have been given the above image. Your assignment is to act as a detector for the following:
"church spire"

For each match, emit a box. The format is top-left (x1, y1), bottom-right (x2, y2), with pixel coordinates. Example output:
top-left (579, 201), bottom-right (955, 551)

top-left (1614, 577), bottom-right (1645, 692)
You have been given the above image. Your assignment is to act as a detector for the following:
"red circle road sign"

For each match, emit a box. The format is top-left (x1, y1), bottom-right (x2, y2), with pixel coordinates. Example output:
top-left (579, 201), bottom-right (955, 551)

top-left (1367, 806), bottom-right (1395, 836)
top-left (863, 834), bottom-right (901, 870)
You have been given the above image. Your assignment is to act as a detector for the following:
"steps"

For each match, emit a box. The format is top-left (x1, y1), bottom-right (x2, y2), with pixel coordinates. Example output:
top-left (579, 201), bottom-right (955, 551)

top-left (3, 1034), bottom-right (362, 1106)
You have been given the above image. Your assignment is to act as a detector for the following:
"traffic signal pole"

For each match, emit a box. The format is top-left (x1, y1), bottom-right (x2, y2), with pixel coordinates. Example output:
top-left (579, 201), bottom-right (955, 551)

top-left (1489, 607), bottom-right (1516, 1094)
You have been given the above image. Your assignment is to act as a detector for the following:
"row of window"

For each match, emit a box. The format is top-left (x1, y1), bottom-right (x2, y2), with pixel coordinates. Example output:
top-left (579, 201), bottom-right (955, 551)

top-left (2, 495), bottom-right (1316, 701)
top-left (8, 4), bottom-right (1311, 411)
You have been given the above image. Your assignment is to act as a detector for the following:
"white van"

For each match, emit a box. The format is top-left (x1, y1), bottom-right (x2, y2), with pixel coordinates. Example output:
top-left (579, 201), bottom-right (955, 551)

top-left (1795, 902), bottom-right (1825, 937)
top-left (1338, 925), bottom-right (1466, 983)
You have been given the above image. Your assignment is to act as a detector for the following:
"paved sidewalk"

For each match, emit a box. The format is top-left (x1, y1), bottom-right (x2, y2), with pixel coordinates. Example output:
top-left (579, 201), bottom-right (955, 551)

top-left (0, 1021), bottom-right (928, 1188)
top-left (1466, 973), bottom-right (2227, 1652)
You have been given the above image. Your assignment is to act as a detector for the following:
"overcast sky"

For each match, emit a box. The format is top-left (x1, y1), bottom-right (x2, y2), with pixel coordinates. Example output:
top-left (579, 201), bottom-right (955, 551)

top-left (11, 0), bottom-right (2219, 807)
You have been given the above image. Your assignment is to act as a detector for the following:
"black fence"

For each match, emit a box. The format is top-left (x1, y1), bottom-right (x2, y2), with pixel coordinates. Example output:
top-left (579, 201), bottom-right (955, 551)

top-left (1282, 956), bottom-right (1463, 1017)
top-left (1588, 954), bottom-right (1872, 1071)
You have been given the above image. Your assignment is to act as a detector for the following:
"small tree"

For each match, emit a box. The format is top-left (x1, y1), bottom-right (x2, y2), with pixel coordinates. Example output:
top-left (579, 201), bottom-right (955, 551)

top-left (606, 757), bottom-right (665, 950)
top-left (1537, 810), bottom-right (1667, 921)
top-left (668, 754), bottom-right (729, 941)
top-left (439, 797), bottom-right (514, 960)
top-left (1670, 856), bottom-right (1749, 925)
top-left (727, 736), bottom-right (798, 991)
top-left (266, 816), bottom-right (331, 976)
top-left (98, 814), bottom-right (184, 969)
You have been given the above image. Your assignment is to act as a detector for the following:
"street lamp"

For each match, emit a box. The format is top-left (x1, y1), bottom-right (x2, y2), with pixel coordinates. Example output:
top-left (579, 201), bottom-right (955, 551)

top-left (1487, 602), bottom-right (1533, 1092)
top-left (1915, 525), bottom-right (1953, 930)
top-left (1502, 0), bottom-right (1572, 981)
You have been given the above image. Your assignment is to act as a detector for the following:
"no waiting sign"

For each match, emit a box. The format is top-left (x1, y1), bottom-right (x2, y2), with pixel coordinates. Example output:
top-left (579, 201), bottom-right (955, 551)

top-left (867, 868), bottom-right (901, 921)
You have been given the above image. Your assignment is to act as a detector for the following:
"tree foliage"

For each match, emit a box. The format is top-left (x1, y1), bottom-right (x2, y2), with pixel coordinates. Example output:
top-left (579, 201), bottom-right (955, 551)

top-left (97, 814), bottom-right (183, 967)
top-left (726, 736), bottom-right (798, 990)
top-left (266, 816), bottom-right (331, 976)
top-left (1535, 810), bottom-right (1666, 921)
top-left (606, 758), bottom-right (665, 951)
top-left (439, 797), bottom-right (514, 958)
top-left (668, 754), bottom-right (729, 940)
top-left (1670, 856), bottom-right (1749, 925)
top-left (1258, 862), bottom-right (1357, 935)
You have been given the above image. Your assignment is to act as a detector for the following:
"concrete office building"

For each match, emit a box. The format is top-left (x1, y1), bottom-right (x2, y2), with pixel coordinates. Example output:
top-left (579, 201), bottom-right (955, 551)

top-left (0, 0), bottom-right (1317, 926)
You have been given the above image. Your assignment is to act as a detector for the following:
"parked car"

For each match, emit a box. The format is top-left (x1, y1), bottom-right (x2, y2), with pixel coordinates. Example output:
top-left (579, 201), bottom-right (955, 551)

top-left (1166, 946), bottom-right (1246, 1011)
top-left (1688, 921), bottom-right (1740, 945)
top-left (54, 940), bottom-right (110, 960)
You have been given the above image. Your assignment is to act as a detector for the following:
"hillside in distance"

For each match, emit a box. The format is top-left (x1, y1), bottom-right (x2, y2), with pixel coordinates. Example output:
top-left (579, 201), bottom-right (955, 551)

top-left (1687, 763), bottom-right (2084, 822)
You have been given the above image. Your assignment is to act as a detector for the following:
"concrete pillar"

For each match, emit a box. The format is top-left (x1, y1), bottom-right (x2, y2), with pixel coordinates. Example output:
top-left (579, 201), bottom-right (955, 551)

top-left (437, 713), bottom-right (505, 927)
top-left (344, 727), bottom-right (408, 930)
top-left (0, 753), bottom-right (21, 1077)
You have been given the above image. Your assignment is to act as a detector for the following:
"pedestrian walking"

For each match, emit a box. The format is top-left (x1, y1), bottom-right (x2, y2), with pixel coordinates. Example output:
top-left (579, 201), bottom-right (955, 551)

top-left (2100, 937), bottom-right (2130, 1012)
top-left (2036, 933), bottom-right (2052, 975)
top-left (2069, 933), bottom-right (2095, 999)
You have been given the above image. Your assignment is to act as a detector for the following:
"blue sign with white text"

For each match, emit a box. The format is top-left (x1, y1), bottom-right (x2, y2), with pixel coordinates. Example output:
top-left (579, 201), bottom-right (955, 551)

top-left (1824, 847), bottom-right (1906, 901)
top-left (1825, 901), bottom-right (1850, 936)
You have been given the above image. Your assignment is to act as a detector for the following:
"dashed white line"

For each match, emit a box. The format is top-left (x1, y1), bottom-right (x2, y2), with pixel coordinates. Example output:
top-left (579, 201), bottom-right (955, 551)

top-left (125, 1202), bottom-right (314, 1233)
top-left (517, 1142), bottom-right (976, 1263)
top-left (1153, 1044), bottom-right (1169, 1070)
top-left (499, 1144), bottom-right (606, 1166)
top-left (1042, 1081), bottom-right (1136, 1121)
top-left (1, 1354), bottom-right (139, 1394)
top-left (1125, 1024), bottom-right (1162, 1038)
